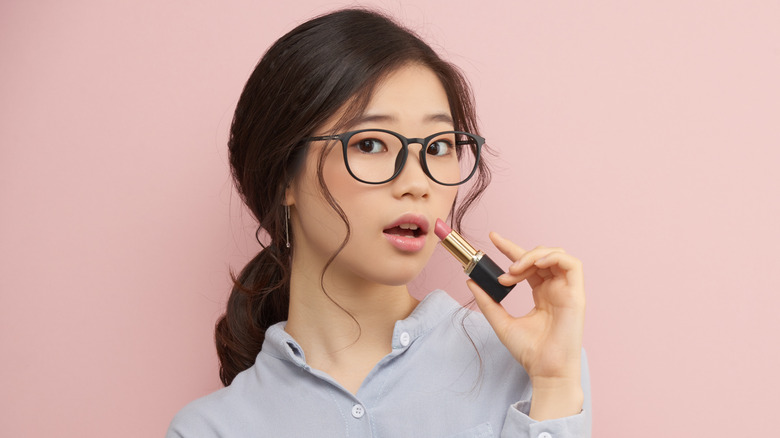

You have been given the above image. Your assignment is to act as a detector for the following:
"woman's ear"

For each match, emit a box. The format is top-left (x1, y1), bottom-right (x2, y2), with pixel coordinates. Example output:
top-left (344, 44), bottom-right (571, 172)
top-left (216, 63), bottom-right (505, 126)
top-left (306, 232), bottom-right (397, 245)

top-left (283, 184), bottom-right (295, 207)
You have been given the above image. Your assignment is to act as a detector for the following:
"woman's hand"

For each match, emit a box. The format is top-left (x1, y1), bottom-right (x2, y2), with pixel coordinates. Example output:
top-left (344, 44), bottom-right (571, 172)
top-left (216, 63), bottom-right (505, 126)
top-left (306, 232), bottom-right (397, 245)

top-left (466, 232), bottom-right (585, 421)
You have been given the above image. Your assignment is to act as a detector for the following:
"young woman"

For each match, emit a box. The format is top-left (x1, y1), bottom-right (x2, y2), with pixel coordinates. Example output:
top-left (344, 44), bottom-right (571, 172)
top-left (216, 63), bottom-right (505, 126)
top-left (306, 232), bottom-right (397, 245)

top-left (168, 8), bottom-right (590, 438)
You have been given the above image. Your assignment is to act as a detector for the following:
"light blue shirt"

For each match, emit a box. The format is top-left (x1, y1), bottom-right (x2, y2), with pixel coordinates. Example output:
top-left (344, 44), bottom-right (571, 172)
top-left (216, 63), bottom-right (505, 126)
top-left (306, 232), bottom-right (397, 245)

top-left (167, 290), bottom-right (591, 437)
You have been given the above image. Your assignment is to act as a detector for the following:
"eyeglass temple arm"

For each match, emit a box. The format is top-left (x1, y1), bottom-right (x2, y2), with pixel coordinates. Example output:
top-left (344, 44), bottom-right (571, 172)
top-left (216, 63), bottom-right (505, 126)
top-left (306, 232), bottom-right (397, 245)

top-left (304, 135), bottom-right (341, 141)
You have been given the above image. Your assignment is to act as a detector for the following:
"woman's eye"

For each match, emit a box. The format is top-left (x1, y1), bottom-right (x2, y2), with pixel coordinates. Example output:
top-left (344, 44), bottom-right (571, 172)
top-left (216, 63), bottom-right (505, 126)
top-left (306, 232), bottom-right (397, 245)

top-left (426, 140), bottom-right (452, 157)
top-left (355, 139), bottom-right (386, 154)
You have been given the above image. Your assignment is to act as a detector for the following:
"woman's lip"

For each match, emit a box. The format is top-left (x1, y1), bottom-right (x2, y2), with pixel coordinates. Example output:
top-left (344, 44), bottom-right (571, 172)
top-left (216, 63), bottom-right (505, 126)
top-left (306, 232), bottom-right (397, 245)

top-left (383, 213), bottom-right (430, 234)
top-left (382, 213), bottom-right (429, 253)
top-left (383, 233), bottom-right (427, 252)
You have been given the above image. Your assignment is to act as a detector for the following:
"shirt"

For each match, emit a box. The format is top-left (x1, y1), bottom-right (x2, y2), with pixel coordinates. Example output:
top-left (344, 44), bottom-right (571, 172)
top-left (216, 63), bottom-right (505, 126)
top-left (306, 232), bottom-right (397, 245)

top-left (167, 290), bottom-right (591, 437)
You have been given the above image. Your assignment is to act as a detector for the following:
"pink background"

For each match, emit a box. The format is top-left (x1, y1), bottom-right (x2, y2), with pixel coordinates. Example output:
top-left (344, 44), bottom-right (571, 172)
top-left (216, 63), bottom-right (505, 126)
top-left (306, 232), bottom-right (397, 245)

top-left (2, 0), bottom-right (778, 436)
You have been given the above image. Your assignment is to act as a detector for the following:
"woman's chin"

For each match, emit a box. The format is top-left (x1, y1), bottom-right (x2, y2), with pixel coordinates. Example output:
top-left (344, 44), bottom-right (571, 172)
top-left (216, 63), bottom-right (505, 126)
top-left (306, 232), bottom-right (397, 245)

top-left (370, 263), bottom-right (427, 287)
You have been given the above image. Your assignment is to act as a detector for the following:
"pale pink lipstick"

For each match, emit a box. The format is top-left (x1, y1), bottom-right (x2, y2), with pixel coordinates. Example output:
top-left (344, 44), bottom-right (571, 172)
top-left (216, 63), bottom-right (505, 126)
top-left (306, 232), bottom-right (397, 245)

top-left (382, 214), bottom-right (429, 252)
top-left (434, 218), bottom-right (515, 302)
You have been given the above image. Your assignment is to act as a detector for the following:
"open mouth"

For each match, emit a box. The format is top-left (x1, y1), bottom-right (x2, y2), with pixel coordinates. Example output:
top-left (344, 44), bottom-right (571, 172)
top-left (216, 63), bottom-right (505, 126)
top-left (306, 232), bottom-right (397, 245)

top-left (382, 215), bottom-right (429, 252)
top-left (383, 223), bottom-right (423, 238)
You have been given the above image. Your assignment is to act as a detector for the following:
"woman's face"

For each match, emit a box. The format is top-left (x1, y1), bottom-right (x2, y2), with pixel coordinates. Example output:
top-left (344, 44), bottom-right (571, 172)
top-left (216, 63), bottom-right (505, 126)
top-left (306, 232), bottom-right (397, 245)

top-left (286, 64), bottom-right (460, 288)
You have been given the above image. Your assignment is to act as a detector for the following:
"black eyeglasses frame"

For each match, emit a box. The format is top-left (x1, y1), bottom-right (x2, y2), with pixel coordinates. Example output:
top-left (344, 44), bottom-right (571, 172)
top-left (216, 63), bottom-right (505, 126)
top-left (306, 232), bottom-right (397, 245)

top-left (302, 128), bottom-right (484, 186)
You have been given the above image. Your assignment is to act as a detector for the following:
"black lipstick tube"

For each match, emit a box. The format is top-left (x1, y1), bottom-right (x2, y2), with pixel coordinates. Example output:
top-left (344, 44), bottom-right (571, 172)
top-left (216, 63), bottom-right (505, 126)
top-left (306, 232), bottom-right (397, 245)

top-left (438, 227), bottom-right (515, 302)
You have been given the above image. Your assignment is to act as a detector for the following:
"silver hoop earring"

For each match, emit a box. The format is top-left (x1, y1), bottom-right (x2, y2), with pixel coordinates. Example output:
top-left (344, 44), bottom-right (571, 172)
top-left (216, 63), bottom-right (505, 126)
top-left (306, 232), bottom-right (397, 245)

top-left (285, 205), bottom-right (291, 248)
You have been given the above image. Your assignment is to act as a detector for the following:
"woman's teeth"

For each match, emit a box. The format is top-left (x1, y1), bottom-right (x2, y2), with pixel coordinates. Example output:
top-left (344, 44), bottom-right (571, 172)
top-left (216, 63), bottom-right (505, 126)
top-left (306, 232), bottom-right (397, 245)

top-left (385, 224), bottom-right (420, 237)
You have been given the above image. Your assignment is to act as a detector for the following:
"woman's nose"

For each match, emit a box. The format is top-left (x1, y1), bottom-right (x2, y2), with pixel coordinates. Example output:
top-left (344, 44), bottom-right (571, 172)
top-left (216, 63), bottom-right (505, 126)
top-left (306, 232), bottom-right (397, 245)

top-left (391, 143), bottom-right (430, 198)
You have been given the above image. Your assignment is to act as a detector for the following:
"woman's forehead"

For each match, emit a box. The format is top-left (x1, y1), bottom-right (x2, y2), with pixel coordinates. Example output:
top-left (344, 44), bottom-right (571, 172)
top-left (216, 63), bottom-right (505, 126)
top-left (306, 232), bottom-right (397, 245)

top-left (317, 64), bottom-right (453, 134)
top-left (364, 65), bottom-right (450, 115)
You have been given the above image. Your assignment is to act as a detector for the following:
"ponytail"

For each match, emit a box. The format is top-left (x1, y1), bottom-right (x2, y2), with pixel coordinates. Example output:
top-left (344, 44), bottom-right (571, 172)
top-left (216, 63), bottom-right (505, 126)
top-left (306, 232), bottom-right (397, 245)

top-left (215, 242), bottom-right (290, 386)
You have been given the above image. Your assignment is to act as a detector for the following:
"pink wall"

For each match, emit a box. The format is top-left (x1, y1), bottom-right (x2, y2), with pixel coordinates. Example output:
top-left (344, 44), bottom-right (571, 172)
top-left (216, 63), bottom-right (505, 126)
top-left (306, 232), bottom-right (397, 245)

top-left (2, 1), bottom-right (778, 436)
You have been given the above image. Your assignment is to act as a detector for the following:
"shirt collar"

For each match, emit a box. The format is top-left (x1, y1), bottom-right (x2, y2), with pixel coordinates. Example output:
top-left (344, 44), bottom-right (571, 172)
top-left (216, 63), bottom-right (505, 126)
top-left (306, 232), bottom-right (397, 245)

top-left (261, 290), bottom-right (461, 367)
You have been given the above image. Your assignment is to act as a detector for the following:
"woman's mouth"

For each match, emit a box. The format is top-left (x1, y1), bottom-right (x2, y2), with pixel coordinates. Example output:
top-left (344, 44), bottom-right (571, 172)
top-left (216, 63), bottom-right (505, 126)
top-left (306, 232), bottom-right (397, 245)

top-left (383, 223), bottom-right (422, 238)
top-left (382, 216), bottom-right (429, 252)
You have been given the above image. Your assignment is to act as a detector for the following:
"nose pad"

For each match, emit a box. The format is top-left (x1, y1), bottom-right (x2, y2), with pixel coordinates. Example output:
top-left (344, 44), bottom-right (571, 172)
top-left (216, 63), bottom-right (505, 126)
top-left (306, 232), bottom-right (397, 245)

top-left (417, 147), bottom-right (435, 180)
top-left (394, 150), bottom-right (405, 174)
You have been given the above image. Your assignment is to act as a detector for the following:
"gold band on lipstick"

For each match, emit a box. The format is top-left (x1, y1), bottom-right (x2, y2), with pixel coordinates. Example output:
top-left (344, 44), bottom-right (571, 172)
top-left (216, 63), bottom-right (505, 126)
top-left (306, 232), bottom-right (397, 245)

top-left (439, 231), bottom-right (485, 274)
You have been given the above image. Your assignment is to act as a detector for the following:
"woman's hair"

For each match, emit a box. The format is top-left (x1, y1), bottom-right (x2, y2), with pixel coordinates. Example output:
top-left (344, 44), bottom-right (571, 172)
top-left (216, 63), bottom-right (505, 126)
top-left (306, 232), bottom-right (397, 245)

top-left (216, 8), bottom-right (492, 386)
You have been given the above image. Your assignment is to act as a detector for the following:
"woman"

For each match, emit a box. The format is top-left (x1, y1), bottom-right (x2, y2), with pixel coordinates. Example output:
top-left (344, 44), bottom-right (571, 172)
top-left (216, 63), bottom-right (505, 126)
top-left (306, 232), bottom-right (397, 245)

top-left (168, 8), bottom-right (590, 437)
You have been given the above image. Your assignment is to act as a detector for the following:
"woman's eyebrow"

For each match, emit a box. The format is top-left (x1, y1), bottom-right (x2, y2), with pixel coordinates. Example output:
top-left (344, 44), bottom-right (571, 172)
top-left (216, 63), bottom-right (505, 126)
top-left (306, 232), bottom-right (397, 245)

top-left (426, 113), bottom-right (454, 124)
top-left (353, 113), bottom-right (454, 125)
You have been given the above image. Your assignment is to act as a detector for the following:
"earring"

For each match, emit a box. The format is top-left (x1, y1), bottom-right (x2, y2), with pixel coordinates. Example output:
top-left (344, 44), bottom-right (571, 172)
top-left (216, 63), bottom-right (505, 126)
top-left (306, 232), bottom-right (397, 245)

top-left (285, 205), bottom-right (291, 248)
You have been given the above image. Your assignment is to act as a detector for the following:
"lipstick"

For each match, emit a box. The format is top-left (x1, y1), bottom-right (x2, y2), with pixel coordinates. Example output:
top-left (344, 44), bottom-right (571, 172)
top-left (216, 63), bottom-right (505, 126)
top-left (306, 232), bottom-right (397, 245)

top-left (434, 218), bottom-right (515, 302)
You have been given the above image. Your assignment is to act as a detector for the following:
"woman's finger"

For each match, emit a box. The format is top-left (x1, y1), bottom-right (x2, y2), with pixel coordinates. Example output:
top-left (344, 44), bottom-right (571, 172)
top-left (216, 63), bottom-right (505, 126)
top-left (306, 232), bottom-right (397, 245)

top-left (498, 265), bottom-right (538, 286)
top-left (534, 252), bottom-right (584, 289)
top-left (534, 251), bottom-right (581, 271)
top-left (488, 232), bottom-right (526, 262)
top-left (508, 247), bottom-right (566, 275)
top-left (536, 268), bottom-right (552, 279)
top-left (465, 279), bottom-right (513, 335)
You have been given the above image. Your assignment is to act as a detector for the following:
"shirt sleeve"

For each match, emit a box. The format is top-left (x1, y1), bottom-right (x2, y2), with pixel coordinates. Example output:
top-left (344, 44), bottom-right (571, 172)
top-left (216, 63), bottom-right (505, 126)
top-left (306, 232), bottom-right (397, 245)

top-left (499, 349), bottom-right (592, 438)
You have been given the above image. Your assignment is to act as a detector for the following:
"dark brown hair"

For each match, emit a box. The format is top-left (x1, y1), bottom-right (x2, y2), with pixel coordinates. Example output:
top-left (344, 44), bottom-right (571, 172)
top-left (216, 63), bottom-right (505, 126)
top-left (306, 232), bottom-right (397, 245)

top-left (216, 8), bottom-right (492, 386)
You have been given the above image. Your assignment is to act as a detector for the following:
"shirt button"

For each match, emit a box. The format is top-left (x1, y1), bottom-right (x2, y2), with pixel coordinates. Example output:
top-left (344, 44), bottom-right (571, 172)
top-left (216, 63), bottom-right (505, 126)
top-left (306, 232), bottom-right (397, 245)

top-left (351, 404), bottom-right (365, 419)
top-left (538, 433), bottom-right (552, 438)
top-left (399, 332), bottom-right (411, 347)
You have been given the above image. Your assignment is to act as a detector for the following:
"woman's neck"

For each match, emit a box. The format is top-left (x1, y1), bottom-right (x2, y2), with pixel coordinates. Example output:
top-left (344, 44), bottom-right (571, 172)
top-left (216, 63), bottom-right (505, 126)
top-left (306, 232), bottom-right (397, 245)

top-left (285, 260), bottom-right (419, 393)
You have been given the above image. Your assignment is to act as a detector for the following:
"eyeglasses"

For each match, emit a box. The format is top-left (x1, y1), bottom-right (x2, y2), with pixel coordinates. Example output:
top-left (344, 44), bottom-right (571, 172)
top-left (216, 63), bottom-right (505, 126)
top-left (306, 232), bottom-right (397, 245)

top-left (303, 129), bottom-right (484, 186)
